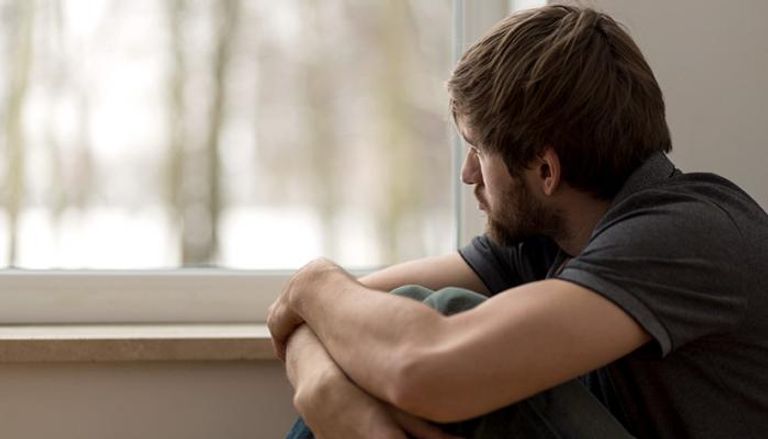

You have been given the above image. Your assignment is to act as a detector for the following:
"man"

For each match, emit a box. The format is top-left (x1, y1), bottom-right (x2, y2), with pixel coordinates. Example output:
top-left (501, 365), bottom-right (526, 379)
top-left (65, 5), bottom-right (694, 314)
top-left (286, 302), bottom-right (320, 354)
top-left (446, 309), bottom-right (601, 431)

top-left (269, 5), bottom-right (768, 438)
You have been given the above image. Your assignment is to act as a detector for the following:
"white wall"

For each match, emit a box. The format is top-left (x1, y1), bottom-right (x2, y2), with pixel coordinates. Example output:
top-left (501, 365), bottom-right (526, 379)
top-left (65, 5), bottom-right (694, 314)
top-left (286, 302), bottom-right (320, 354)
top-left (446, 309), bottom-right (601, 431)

top-left (0, 361), bottom-right (295, 439)
top-left (584, 0), bottom-right (768, 208)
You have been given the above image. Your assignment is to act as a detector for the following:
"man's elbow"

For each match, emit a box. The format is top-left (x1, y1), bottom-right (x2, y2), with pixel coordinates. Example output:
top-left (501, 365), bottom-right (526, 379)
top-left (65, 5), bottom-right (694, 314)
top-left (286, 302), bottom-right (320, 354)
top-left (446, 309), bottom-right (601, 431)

top-left (385, 345), bottom-right (470, 423)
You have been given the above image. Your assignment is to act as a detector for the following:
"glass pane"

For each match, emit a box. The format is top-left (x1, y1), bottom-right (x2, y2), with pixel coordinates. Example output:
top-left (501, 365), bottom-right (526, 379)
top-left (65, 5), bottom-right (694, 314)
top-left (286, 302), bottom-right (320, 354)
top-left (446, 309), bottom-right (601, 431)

top-left (0, 0), bottom-right (455, 269)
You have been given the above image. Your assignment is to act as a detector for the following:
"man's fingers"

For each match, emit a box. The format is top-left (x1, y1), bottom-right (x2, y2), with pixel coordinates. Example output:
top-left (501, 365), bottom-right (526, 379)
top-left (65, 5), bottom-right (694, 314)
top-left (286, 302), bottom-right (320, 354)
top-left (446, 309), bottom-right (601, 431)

top-left (267, 322), bottom-right (289, 362)
top-left (270, 338), bottom-right (286, 362)
top-left (267, 302), bottom-right (290, 345)
top-left (267, 299), bottom-right (305, 363)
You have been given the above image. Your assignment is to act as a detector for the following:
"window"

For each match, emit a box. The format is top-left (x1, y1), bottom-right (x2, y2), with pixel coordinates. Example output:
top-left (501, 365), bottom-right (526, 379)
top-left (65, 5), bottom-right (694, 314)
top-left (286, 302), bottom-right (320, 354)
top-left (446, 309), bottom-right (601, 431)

top-left (1, 0), bottom-right (458, 270)
top-left (0, 0), bottom-right (530, 324)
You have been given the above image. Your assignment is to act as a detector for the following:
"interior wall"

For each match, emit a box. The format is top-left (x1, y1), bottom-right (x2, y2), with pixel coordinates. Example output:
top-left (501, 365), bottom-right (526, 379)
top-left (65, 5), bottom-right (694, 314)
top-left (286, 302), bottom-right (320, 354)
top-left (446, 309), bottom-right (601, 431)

top-left (0, 361), bottom-right (295, 439)
top-left (574, 0), bottom-right (768, 208)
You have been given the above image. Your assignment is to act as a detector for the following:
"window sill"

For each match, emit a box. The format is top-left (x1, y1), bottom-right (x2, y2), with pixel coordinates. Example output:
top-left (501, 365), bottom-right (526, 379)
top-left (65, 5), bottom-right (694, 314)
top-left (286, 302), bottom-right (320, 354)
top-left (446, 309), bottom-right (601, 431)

top-left (0, 323), bottom-right (276, 362)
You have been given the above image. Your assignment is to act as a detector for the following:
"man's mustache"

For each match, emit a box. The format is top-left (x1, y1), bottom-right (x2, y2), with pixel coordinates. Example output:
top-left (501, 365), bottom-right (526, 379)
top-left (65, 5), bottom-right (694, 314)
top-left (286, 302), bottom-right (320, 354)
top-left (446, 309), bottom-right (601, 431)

top-left (474, 186), bottom-right (488, 211)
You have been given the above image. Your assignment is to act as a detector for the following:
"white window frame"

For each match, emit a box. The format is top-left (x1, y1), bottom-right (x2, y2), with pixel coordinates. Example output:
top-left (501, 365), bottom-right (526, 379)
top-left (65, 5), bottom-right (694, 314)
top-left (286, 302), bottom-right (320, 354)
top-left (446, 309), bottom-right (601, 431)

top-left (0, 1), bottom-right (512, 325)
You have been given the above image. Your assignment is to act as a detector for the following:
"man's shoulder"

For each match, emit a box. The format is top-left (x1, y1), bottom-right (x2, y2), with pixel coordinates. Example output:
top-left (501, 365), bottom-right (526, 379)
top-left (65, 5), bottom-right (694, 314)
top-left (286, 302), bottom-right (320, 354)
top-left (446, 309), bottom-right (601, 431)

top-left (460, 235), bottom-right (559, 294)
top-left (603, 169), bottom-right (765, 235)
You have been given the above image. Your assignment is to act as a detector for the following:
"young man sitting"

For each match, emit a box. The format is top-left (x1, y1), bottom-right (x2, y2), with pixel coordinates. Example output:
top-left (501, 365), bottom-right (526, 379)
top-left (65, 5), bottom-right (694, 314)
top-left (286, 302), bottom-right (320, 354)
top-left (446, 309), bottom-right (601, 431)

top-left (269, 5), bottom-right (768, 438)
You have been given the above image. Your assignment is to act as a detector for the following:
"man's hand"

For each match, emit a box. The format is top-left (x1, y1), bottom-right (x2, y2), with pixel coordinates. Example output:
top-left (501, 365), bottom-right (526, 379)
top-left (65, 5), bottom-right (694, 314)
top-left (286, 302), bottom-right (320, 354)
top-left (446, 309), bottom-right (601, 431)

top-left (287, 325), bottom-right (461, 439)
top-left (294, 356), bottom-right (459, 439)
top-left (268, 258), bottom-right (348, 360)
top-left (267, 259), bottom-right (336, 361)
top-left (294, 370), bottom-right (407, 439)
top-left (267, 289), bottom-right (304, 361)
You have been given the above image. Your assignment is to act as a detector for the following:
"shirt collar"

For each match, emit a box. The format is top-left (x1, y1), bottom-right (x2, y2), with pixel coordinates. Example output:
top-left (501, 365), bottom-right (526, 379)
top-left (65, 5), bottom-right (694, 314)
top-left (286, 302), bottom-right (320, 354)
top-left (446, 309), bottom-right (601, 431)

top-left (611, 152), bottom-right (677, 206)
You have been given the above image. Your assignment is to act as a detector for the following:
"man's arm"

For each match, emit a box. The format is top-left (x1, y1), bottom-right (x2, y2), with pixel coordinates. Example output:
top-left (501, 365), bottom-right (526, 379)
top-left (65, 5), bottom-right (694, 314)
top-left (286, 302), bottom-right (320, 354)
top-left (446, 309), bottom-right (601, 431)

top-left (284, 252), bottom-right (484, 372)
top-left (357, 253), bottom-right (489, 295)
top-left (284, 253), bottom-right (485, 368)
top-left (281, 253), bottom-right (484, 436)
top-left (286, 325), bottom-right (410, 439)
top-left (287, 325), bottom-right (460, 439)
top-left (271, 260), bottom-right (651, 423)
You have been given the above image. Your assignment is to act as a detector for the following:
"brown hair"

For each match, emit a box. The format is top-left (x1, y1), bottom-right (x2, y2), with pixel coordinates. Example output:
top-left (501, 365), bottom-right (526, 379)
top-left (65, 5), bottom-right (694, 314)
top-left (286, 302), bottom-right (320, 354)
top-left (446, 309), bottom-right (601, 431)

top-left (447, 5), bottom-right (671, 199)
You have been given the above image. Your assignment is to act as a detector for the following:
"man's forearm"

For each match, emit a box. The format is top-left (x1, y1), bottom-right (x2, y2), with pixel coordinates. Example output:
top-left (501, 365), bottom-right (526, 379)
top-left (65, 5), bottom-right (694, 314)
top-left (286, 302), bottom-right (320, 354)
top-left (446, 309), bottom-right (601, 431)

top-left (284, 272), bottom-right (403, 405)
top-left (292, 265), bottom-right (446, 406)
top-left (285, 325), bottom-right (344, 399)
top-left (284, 272), bottom-right (410, 400)
top-left (286, 325), bottom-right (424, 439)
top-left (282, 254), bottom-right (484, 410)
top-left (358, 253), bottom-right (488, 295)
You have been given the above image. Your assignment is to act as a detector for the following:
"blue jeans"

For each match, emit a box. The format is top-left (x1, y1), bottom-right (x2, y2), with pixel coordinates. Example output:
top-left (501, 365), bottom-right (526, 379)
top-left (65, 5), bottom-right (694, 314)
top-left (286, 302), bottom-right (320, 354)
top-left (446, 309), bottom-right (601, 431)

top-left (286, 285), bottom-right (633, 438)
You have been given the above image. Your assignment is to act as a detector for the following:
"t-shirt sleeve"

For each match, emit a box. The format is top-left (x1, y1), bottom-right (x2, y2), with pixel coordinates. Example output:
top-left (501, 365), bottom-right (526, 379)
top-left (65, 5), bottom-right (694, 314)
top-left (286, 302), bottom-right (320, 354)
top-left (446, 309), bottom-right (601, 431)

top-left (556, 192), bottom-right (748, 357)
top-left (459, 234), bottom-right (558, 295)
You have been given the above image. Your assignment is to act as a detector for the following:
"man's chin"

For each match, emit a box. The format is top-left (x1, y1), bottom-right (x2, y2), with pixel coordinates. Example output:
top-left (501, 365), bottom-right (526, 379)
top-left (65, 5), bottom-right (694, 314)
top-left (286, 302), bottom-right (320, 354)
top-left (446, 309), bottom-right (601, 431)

top-left (486, 220), bottom-right (519, 247)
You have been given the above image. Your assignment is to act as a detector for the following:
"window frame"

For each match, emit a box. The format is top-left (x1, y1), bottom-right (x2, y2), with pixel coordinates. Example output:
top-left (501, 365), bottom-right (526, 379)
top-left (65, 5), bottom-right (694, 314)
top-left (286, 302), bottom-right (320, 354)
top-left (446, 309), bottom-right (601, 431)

top-left (0, 1), bottom-right (511, 325)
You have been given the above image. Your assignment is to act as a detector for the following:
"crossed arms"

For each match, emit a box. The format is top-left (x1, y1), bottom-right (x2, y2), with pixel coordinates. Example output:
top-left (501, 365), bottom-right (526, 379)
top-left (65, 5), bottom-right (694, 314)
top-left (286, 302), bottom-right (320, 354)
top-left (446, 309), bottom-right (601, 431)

top-left (268, 254), bottom-right (651, 434)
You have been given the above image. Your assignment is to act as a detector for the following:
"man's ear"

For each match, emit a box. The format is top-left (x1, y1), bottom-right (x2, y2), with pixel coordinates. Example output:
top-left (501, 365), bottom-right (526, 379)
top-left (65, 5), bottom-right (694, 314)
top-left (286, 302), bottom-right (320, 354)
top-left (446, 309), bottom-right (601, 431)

top-left (537, 147), bottom-right (561, 196)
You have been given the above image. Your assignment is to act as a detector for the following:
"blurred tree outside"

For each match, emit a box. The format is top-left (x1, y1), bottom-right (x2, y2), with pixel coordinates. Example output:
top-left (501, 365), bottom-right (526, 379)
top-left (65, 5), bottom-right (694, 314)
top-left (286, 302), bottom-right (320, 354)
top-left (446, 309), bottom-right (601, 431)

top-left (0, 0), bottom-right (455, 269)
top-left (1, 0), bottom-right (33, 265)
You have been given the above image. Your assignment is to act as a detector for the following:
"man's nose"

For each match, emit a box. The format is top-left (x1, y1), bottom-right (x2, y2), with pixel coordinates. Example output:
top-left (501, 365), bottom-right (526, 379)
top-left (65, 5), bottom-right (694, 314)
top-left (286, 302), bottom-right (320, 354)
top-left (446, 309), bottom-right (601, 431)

top-left (461, 149), bottom-right (481, 185)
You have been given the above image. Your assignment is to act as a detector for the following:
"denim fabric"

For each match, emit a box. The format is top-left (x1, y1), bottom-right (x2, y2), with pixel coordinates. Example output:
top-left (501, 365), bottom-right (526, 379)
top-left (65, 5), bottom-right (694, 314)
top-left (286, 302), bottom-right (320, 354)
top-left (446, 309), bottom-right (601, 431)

top-left (286, 418), bottom-right (313, 439)
top-left (285, 285), bottom-right (633, 439)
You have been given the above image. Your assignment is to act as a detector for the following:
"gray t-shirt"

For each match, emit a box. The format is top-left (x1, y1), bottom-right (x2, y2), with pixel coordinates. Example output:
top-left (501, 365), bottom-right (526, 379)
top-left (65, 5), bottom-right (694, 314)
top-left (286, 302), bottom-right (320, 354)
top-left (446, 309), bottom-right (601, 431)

top-left (459, 153), bottom-right (768, 438)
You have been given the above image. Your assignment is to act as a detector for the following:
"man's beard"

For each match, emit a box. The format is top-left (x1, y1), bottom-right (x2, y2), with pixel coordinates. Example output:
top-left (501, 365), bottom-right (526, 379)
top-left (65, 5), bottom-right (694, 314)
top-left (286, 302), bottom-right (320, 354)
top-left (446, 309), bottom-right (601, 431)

top-left (480, 178), bottom-right (563, 247)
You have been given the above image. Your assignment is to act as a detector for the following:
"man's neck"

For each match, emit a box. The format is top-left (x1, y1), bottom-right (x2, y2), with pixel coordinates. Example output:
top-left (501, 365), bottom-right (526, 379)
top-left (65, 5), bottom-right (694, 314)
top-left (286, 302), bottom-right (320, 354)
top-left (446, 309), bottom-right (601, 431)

top-left (553, 192), bottom-right (611, 257)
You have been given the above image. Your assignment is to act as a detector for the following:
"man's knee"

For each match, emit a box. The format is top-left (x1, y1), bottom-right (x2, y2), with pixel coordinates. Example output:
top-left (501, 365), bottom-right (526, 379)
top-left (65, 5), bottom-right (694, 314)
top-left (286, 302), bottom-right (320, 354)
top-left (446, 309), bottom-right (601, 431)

top-left (390, 285), bottom-right (487, 316)
top-left (390, 284), bottom-right (434, 302)
top-left (424, 288), bottom-right (487, 316)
